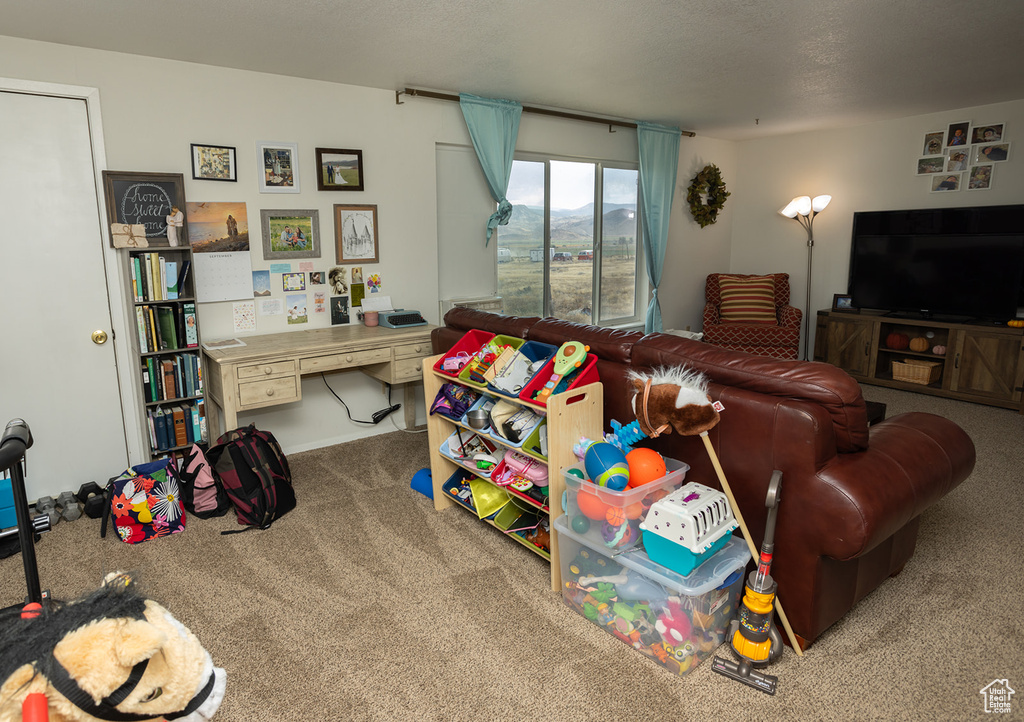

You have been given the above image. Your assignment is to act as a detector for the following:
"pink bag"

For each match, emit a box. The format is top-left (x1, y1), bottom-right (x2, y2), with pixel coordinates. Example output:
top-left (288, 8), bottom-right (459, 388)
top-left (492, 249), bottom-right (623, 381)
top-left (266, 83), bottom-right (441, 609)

top-left (491, 449), bottom-right (548, 489)
top-left (178, 444), bottom-right (230, 518)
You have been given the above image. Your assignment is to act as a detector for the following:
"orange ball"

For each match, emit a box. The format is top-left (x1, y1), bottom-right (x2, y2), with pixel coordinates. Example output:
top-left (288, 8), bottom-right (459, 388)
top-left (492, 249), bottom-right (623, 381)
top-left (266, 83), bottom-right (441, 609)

top-left (577, 488), bottom-right (611, 520)
top-left (624, 502), bottom-right (644, 520)
top-left (626, 448), bottom-right (667, 488)
top-left (605, 506), bottom-right (627, 526)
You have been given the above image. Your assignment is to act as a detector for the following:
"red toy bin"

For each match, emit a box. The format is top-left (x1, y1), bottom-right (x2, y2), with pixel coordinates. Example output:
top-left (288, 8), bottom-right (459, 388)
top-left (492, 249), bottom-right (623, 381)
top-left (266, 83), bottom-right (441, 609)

top-left (518, 352), bottom-right (600, 407)
top-left (433, 329), bottom-right (496, 379)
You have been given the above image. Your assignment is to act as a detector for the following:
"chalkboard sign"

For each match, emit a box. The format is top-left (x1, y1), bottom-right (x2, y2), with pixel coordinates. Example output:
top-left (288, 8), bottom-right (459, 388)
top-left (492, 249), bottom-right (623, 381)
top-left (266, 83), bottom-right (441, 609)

top-left (102, 171), bottom-right (187, 248)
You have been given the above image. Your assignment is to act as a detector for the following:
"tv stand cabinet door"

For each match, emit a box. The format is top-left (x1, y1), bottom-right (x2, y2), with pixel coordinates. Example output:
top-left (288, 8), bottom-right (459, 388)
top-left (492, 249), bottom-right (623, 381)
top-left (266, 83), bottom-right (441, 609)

top-left (825, 316), bottom-right (875, 377)
top-left (948, 327), bottom-right (1024, 405)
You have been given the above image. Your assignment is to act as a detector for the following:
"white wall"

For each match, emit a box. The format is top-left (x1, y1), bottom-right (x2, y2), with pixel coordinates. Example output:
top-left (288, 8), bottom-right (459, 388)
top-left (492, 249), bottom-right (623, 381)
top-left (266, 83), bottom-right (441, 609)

top-left (731, 98), bottom-right (1024, 356)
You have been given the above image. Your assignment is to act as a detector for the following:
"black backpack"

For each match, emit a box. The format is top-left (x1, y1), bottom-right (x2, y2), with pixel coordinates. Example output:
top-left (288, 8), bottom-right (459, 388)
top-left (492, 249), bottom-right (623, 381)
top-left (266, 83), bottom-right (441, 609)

top-left (206, 424), bottom-right (296, 533)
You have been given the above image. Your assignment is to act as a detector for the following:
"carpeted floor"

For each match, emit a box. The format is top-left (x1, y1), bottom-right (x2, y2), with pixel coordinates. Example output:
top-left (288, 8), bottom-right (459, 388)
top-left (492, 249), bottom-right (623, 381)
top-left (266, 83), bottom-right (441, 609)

top-left (1, 386), bottom-right (1021, 721)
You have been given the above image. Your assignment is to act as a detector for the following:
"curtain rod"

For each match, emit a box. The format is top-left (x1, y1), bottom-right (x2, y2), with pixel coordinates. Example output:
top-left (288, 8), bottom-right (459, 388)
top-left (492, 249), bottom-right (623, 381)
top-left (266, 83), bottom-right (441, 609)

top-left (397, 87), bottom-right (696, 138)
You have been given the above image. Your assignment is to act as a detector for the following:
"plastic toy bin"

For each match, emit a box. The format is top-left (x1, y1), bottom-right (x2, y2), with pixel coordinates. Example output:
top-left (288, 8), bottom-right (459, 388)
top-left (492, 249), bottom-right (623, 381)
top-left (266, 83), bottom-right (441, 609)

top-left (457, 335), bottom-right (525, 389)
top-left (432, 329), bottom-right (495, 379)
top-left (561, 457), bottom-right (689, 552)
top-left (0, 477), bottom-right (15, 529)
top-left (519, 352), bottom-right (600, 407)
top-left (487, 340), bottom-right (557, 399)
top-left (555, 515), bottom-right (749, 677)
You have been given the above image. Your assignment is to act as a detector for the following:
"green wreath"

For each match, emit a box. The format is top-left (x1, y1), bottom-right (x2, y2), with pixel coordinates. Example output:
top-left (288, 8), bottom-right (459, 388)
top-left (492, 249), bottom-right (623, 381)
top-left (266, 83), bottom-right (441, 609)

top-left (687, 164), bottom-right (730, 228)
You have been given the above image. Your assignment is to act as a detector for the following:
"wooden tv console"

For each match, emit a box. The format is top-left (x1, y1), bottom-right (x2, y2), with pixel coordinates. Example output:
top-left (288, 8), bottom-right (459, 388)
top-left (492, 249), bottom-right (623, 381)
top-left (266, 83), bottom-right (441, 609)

top-left (814, 310), bottom-right (1024, 412)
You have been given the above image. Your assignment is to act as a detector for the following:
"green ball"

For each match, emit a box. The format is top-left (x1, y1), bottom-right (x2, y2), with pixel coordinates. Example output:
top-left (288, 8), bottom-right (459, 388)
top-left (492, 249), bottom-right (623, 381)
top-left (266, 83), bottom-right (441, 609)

top-left (567, 468), bottom-right (586, 480)
top-left (571, 515), bottom-right (591, 534)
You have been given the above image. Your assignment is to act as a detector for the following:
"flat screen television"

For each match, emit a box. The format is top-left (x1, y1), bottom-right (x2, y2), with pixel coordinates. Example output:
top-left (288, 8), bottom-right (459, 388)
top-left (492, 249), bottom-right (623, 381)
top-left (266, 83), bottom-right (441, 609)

top-left (847, 204), bottom-right (1024, 322)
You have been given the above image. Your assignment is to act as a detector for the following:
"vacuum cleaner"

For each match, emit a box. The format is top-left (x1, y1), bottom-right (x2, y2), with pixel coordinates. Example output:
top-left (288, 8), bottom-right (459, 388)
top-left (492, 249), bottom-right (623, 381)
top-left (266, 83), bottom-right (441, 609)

top-left (712, 470), bottom-right (784, 695)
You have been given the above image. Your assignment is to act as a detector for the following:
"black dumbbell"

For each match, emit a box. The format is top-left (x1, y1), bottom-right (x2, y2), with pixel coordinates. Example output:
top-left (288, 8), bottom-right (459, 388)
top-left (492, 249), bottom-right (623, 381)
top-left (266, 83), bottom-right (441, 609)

top-left (76, 481), bottom-right (108, 519)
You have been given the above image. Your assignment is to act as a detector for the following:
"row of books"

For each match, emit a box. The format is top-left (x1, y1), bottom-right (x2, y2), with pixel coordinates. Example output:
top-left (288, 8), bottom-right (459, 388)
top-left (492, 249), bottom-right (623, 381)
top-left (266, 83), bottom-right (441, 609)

top-left (130, 253), bottom-right (192, 303)
top-left (141, 353), bottom-right (203, 402)
top-left (136, 302), bottom-right (198, 354)
top-left (147, 401), bottom-right (207, 452)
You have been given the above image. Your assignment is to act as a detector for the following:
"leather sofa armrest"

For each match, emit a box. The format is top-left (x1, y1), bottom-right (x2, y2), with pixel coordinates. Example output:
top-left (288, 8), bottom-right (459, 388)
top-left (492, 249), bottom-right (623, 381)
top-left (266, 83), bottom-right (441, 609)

top-left (805, 412), bottom-right (975, 560)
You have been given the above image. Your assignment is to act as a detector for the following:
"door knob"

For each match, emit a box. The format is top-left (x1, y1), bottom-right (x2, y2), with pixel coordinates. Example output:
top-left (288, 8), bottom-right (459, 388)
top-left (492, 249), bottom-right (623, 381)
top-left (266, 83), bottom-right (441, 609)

top-left (91, 330), bottom-right (109, 345)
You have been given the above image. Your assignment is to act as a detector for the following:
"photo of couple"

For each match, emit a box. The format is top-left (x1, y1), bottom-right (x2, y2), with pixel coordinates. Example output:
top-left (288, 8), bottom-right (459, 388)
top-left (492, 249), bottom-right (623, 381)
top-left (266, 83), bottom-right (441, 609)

top-left (261, 209), bottom-right (320, 259)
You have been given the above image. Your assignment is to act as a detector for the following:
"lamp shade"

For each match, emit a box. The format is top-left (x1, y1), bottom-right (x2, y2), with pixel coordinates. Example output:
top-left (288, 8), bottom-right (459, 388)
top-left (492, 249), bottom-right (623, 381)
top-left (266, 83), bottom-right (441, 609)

top-left (779, 197), bottom-right (806, 218)
top-left (812, 194), bottom-right (832, 213)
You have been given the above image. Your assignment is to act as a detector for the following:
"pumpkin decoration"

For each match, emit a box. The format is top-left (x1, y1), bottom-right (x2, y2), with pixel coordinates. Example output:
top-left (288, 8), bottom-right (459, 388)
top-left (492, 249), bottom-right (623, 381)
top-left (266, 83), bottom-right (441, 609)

top-left (932, 345), bottom-right (946, 356)
top-left (909, 337), bottom-right (929, 353)
top-left (886, 332), bottom-right (910, 350)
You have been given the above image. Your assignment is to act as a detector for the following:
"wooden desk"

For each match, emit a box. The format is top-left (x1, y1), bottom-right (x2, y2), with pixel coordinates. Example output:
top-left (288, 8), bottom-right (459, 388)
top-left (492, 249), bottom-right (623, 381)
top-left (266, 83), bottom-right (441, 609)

top-left (202, 324), bottom-right (435, 436)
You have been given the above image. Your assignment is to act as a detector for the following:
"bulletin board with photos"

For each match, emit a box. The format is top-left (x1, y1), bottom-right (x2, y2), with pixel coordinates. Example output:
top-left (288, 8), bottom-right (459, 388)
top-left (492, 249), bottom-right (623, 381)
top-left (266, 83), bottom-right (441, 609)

top-left (916, 121), bottom-right (1010, 193)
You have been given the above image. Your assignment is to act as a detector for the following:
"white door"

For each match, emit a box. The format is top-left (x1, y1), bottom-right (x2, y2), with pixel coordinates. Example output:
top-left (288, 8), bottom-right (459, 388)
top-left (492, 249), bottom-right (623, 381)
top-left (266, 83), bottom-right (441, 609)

top-left (0, 88), bottom-right (130, 501)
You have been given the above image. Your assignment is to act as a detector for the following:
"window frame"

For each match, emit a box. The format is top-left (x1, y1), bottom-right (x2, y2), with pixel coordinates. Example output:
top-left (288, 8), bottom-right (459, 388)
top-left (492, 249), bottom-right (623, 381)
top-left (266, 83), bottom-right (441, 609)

top-left (499, 150), bottom-right (647, 328)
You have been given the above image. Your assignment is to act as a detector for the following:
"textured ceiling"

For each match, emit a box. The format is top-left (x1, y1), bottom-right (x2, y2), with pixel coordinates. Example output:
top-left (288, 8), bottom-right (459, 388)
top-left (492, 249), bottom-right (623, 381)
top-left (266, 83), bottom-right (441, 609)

top-left (4, 0), bottom-right (1024, 140)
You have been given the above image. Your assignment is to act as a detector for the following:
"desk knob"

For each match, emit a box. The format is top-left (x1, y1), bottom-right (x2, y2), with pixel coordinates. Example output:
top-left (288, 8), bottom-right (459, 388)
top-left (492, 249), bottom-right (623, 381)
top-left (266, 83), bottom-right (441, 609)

top-left (413, 345), bottom-right (422, 353)
top-left (263, 366), bottom-right (272, 375)
top-left (346, 354), bottom-right (353, 362)
top-left (266, 388), bottom-right (275, 397)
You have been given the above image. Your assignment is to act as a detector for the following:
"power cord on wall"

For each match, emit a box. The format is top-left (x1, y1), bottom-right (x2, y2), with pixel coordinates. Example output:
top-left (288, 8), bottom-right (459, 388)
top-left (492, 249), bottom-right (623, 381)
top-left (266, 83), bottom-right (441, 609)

top-left (321, 373), bottom-right (401, 425)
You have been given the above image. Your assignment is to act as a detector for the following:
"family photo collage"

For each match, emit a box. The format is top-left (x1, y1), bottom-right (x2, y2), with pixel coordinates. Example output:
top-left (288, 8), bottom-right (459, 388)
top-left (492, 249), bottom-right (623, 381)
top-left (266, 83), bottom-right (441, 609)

top-left (916, 121), bottom-right (1011, 192)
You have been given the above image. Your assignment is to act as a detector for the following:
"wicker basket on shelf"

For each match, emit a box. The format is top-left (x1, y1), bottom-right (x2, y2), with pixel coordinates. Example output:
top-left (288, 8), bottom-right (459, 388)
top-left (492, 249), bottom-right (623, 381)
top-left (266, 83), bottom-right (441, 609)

top-left (892, 358), bottom-right (942, 385)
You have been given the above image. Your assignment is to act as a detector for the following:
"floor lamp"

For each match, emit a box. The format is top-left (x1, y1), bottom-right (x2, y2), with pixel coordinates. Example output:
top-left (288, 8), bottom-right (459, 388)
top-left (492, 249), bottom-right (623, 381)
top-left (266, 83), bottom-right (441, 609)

top-left (779, 195), bottom-right (831, 360)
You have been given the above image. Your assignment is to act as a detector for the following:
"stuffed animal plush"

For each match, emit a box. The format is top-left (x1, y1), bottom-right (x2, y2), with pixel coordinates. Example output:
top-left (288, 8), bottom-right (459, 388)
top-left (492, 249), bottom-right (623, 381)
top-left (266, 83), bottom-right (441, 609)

top-left (0, 573), bottom-right (225, 722)
top-left (628, 366), bottom-right (719, 439)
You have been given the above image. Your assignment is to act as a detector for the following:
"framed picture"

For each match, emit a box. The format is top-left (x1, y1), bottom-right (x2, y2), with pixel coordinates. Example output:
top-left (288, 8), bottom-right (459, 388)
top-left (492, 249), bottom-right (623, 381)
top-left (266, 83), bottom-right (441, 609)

top-left (260, 209), bottom-right (320, 259)
top-left (945, 121), bottom-right (970, 148)
top-left (316, 148), bottom-right (364, 191)
top-left (191, 144), bottom-right (236, 182)
top-left (101, 171), bottom-right (187, 248)
top-left (922, 131), bottom-right (944, 156)
top-left (967, 164), bottom-right (994, 191)
top-left (283, 272), bottom-right (306, 291)
top-left (945, 149), bottom-right (969, 172)
top-left (334, 204), bottom-right (379, 264)
top-left (832, 294), bottom-right (856, 312)
top-left (970, 123), bottom-right (1004, 144)
top-left (930, 173), bottom-right (962, 192)
top-left (916, 156), bottom-right (945, 175)
top-left (257, 141), bottom-right (300, 193)
top-left (973, 142), bottom-right (1011, 163)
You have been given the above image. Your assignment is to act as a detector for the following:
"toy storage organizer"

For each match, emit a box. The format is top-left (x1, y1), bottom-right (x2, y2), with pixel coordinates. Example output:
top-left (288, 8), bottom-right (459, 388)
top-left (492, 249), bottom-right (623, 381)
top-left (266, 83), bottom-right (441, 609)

top-left (425, 335), bottom-right (604, 592)
top-left (556, 515), bottom-right (750, 677)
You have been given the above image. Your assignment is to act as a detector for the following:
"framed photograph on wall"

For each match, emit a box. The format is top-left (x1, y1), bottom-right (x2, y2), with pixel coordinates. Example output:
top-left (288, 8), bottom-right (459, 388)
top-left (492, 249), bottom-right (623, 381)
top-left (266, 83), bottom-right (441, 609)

top-left (316, 148), bottom-right (365, 191)
top-left (191, 144), bottom-right (237, 181)
top-left (257, 141), bottom-right (300, 193)
top-left (922, 131), bottom-right (944, 156)
top-left (334, 204), bottom-right (379, 264)
top-left (930, 173), bottom-right (962, 192)
top-left (101, 171), bottom-right (187, 248)
top-left (967, 164), bottom-right (994, 191)
top-left (260, 209), bottom-right (320, 259)
top-left (945, 148), bottom-right (969, 172)
top-left (916, 156), bottom-right (945, 175)
top-left (970, 123), bottom-right (1004, 144)
top-left (945, 121), bottom-right (970, 148)
top-left (973, 142), bottom-right (1011, 163)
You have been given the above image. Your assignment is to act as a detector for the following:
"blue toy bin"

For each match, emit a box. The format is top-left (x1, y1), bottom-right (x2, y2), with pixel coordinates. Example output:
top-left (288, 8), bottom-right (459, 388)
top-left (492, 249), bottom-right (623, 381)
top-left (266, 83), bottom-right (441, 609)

top-left (486, 340), bottom-right (557, 399)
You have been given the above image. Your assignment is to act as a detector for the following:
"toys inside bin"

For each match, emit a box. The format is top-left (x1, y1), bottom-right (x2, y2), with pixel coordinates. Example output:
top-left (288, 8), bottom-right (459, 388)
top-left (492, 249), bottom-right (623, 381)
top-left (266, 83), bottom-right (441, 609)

top-left (562, 455), bottom-right (689, 552)
top-left (487, 340), bottom-right (557, 398)
top-left (429, 382), bottom-right (481, 421)
top-left (640, 482), bottom-right (739, 576)
top-left (440, 429), bottom-right (499, 477)
top-left (457, 335), bottom-right (525, 388)
top-left (487, 400), bottom-right (543, 447)
top-left (433, 329), bottom-right (495, 379)
top-left (556, 515), bottom-right (749, 677)
top-left (520, 351), bottom-right (600, 406)
top-left (441, 469), bottom-right (477, 511)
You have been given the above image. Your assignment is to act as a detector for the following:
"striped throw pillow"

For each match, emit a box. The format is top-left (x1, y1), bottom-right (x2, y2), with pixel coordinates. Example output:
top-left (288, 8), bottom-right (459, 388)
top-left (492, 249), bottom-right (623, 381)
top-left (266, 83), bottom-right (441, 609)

top-left (719, 275), bottom-right (777, 324)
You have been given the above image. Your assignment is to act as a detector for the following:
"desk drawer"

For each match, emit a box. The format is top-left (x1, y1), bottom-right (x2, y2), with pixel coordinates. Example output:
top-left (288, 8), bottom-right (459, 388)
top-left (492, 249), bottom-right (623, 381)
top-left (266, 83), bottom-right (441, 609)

top-left (238, 376), bottom-right (299, 407)
top-left (394, 341), bottom-right (429, 360)
top-left (300, 348), bottom-right (390, 373)
top-left (238, 360), bottom-right (297, 380)
top-left (390, 357), bottom-right (426, 382)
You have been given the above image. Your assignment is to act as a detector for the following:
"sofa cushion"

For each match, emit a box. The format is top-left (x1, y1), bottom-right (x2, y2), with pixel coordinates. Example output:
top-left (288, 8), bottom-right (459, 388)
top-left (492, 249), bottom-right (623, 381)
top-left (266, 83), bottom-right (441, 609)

top-left (633, 332), bottom-right (870, 453)
top-left (443, 307), bottom-right (541, 338)
top-left (718, 275), bottom-right (777, 324)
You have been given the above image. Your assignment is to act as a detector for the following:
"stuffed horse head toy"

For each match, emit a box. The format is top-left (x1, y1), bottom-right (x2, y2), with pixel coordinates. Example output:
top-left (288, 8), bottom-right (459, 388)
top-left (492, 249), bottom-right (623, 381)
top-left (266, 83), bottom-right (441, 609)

top-left (0, 573), bottom-right (225, 722)
top-left (628, 366), bottom-right (719, 438)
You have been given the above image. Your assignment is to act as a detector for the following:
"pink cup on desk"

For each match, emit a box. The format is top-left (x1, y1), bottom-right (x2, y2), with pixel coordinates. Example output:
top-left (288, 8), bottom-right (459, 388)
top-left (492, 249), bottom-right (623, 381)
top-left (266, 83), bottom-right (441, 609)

top-left (363, 311), bottom-right (379, 327)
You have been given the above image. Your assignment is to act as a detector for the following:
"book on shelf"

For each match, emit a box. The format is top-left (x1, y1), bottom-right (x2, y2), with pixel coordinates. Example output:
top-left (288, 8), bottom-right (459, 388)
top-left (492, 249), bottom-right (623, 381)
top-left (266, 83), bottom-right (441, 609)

top-left (140, 360), bottom-right (152, 401)
top-left (158, 257), bottom-right (167, 304)
top-left (172, 405), bottom-right (187, 448)
top-left (190, 404), bottom-right (202, 444)
top-left (165, 260), bottom-right (178, 300)
top-left (147, 357), bottom-right (158, 402)
top-left (183, 302), bottom-right (198, 347)
top-left (177, 260), bottom-right (192, 297)
top-left (156, 306), bottom-right (179, 350)
top-left (161, 359), bottom-right (176, 400)
top-left (173, 356), bottom-right (185, 398)
top-left (147, 307), bottom-right (159, 351)
top-left (135, 307), bottom-right (149, 353)
top-left (149, 254), bottom-right (162, 301)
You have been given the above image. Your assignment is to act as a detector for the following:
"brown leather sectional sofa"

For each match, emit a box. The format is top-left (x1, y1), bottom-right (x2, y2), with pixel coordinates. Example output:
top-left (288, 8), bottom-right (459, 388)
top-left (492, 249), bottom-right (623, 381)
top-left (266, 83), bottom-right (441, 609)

top-left (432, 307), bottom-right (976, 648)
